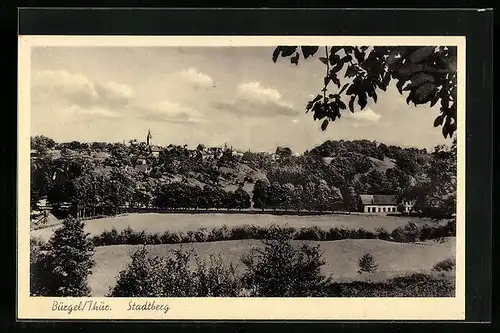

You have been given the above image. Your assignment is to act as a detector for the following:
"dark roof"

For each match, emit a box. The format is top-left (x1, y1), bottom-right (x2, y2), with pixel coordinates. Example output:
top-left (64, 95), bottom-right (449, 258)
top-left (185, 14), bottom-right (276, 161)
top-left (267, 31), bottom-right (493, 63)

top-left (359, 194), bottom-right (397, 206)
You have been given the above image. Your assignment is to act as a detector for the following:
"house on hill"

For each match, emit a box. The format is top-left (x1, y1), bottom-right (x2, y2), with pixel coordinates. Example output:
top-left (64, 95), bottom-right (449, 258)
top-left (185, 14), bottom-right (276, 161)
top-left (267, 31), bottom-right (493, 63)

top-left (359, 194), bottom-right (398, 213)
top-left (358, 194), bottom-right (414, 214)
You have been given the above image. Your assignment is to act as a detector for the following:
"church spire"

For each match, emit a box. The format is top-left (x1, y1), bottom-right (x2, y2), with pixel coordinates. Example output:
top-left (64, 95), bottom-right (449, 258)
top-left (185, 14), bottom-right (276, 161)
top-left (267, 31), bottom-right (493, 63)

top-left (147, 129), bottom-right (152, 146)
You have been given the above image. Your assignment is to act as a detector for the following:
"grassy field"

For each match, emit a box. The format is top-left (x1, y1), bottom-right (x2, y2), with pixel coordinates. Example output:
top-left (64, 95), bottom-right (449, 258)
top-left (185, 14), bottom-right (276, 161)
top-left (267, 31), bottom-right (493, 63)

top-left (31, 213), bottom-right (444, 242)
top-left (89, 237), bottom-right (455, 297)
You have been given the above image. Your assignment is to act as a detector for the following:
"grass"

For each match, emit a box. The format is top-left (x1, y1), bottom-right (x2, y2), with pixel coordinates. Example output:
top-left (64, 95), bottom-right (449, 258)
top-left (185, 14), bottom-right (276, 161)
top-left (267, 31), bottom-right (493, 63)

top-left (31, 213), bottom-right (443, 242)
top-left (88, 237), bottom-right (455, 297)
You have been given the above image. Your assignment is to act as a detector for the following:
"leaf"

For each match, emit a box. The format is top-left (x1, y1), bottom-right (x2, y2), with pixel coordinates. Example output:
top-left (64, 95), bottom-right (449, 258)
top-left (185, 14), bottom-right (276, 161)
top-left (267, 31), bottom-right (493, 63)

top-left (341, 54), bottom-right (353, 63)
top-left (338, 100), bottom-right (347, 110)
top-left (396, 80), bottom-right (405, 94)
top-left (272, 47), bottom-right (282, 63)
top-left (430, 95), bottom-right (440, 107)
top-left (442, 123), bottom-right (449, 138)
top-left (281, 46), bottom-right (298, 57)
top-left (354, 48), bottom-right (365, 63)
top-left (349, 96), bottom-right (356, 112)
top-left (301, 46), bottom-right (319, 59)
top-left (372, 91), bottom-right (378, 103)
top-left (415, 82), bottom-right (437, 103)
top-left (358, 93), bottom-right (367, 109)
top-left (290, 52), bottom-right (300, 65)
top-left (408, 46), bottom-right (436, 64)
top-left (332, 77), bottom-right (341, 88)
top-left (339, 83), bottom-right (349, 95)
top-left (319, 57), bottom-right (329, 65)
top-left (321, 119), bottom-right (329, 131)
top-left (434, 114), bottom-right (444, 127)
top-left (312, 94), bottom-right (323, 103)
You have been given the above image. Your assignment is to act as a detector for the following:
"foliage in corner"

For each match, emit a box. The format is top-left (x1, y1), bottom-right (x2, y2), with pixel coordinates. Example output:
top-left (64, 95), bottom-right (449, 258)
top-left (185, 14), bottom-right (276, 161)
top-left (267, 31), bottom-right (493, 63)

top-left (272, 45), bottom-right (457, 138)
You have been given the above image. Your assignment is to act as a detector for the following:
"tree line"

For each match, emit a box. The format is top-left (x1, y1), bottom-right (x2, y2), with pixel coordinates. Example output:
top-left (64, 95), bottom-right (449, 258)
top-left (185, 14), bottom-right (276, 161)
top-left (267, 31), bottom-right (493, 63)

top-left (31, 135), bottom-right (456, 218)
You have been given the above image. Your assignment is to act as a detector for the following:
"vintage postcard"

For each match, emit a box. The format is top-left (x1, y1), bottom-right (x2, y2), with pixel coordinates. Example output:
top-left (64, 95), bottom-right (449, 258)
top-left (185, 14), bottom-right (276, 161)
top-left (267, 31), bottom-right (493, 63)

top-left (18, 35), bottom-right (465, 320)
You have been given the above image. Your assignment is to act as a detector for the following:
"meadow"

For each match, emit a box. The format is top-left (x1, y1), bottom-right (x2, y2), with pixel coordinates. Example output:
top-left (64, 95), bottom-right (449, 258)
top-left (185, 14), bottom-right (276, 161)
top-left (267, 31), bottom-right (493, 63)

top-left (89, 237), bottom-right (455, 297)
top-left (30, 213), bottom-right (455, 297)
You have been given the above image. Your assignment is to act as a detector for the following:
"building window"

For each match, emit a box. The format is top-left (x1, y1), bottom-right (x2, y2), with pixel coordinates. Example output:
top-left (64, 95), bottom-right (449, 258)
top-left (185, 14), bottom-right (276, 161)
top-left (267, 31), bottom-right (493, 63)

top-left (367, 207), bottom-right (371, 213)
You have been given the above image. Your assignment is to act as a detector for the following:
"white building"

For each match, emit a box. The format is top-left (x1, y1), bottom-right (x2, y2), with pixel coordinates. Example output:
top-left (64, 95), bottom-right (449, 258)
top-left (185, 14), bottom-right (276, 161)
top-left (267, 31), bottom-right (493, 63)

top-left (358, 194), bottom-right (414, 214)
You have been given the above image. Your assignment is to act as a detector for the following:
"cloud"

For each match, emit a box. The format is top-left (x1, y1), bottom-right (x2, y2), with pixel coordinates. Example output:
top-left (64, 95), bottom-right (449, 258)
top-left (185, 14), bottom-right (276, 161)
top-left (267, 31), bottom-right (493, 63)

top-left (212, 81), bottom-right (298, 117)
top-left (32, 69), bottom-right (134, 110)
top-left (62, 105), bottom-right (122, 119)
top-left (349, 108), bottom-right (381, 122)
top-left (179, 67), bottom-right (214, 88)
top-left (136, 100), bottom-right (205, 124)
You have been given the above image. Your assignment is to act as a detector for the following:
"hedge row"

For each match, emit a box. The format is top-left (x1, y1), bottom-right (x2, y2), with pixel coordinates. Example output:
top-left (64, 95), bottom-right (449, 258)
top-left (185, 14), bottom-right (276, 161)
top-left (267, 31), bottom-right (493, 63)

top-left (90, 219), bottom-right (456, 247)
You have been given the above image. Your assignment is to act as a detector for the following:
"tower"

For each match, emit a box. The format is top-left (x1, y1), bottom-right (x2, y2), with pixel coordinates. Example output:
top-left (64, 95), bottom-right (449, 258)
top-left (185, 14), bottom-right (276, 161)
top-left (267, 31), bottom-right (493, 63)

top-left (146, 129), bottom-right (152, 146)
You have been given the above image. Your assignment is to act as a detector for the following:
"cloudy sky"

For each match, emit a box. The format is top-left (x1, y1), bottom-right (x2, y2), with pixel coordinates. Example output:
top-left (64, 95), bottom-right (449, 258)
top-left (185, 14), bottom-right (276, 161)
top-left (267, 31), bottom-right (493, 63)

top-left (30, 46), bottom-right (448, 153)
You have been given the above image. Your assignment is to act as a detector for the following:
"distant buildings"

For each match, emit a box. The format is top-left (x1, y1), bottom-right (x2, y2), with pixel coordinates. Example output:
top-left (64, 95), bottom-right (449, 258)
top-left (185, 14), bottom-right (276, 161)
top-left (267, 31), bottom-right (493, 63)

top-left (358, 194), bottom-right (414, 214)
top-left (133, 130), bottom-right (163, 173)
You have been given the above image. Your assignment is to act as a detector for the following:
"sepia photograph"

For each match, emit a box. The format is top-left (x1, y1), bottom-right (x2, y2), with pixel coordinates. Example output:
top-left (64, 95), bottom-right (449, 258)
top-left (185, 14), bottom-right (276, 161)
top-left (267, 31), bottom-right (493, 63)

top-left (18, 36), bottom-right (465, 320)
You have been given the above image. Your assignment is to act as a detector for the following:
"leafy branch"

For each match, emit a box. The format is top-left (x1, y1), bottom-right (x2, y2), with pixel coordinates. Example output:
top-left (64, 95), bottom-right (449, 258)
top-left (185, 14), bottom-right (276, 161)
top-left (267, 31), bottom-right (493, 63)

top-left (272, 45), bottom-right (458, 138)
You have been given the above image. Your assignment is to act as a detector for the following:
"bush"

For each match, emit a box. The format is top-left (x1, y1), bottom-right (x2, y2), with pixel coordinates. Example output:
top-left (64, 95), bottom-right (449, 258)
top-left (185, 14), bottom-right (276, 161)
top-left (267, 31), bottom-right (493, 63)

top-left (109, 247), bottom-right (241, 297)
top-left (90, 220), bottom-right (456, 247)
top-left (294, 226), bottom-right (326, 241)
top-left (108, 246), bottom-right (165, 297)
top-left (391, 222), bottom-right (421, 243)
top-left (357, 253), bottom-right (378, 275)
top-left (31, 217), bottom-right (95, 296)
top-left (432, 258), bottom-right (456, 272)
top-left (240, 225), bottom-right (332, 297)
top-left (328, 273), bottom-right (455, 297)
top-left (375, 227), bottom-right (391, 241)
top-left (194, 254), bottom-right (242, 297)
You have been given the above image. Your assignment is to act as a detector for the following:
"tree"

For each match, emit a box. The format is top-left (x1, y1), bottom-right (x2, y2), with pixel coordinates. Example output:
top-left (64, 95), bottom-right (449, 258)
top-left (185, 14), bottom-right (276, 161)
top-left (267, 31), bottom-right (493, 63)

top-left (31, 135), bottom-right (56, 152)
top-left (357, 253), bottom-right (379, 275)
top-left (109, 246), bottom-right (165, 297)
top-left (232, 187), bottom-right (251, 210)
top-left (409, 139), bottom-right (456, 217)
top-left (273, 46), bottom-right (457, 138)
top-left (252, 178), bottom-right (271, 210)
top-left (30, 218), bottom-right (95, 296)
top-left (241, 225), bottom-right (332, 297)
top-left (290, 184), bottom-right (304, 212)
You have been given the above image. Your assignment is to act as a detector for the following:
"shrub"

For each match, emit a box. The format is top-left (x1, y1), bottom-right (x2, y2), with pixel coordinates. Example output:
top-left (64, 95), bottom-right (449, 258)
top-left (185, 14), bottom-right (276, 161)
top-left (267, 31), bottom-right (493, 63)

top-left (391, 222), bottom-right (421, 243)
top-left (31, 217), bottom-right (95, 296)
top-left (329, 273), bottom-right (455, 297)
top-left (357, 253), bottom-right (379, 275)
top-left (375, 227), bottom-right (391, 241)
top-left (326, 227), bottom-right (351, 240)
top-left (108, 246), bottom-right (165, 297)
top-left (294, 226), bottom-right (326, 241)
top-left (230, 224), bottom-right (257, 240)
top-left (193, 254), bottom-right (242, 297)
top-left (109, 247), bottom-right (241, 297)
top-left (432, 258), bottom-right (456, 272)
top-left (240, 225), bottom-right (331, 297)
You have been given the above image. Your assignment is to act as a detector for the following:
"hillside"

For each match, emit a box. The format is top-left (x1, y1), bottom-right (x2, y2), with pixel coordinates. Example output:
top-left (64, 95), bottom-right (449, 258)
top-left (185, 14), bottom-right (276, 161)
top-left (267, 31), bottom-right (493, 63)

top-left (31, 136), bottom-right (455, 216)
top-left (88, 237), bottom-right (455, 296)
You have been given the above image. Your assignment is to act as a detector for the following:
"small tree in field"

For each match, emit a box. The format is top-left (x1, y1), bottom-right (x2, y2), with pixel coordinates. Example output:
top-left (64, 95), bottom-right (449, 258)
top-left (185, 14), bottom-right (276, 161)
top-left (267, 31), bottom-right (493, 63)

top-left (357, 253), bottom-right (379, 276)
top-left (31, 217), bottom-right (95, 296)
top-left (241, 225), bottom-right (332, 297)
